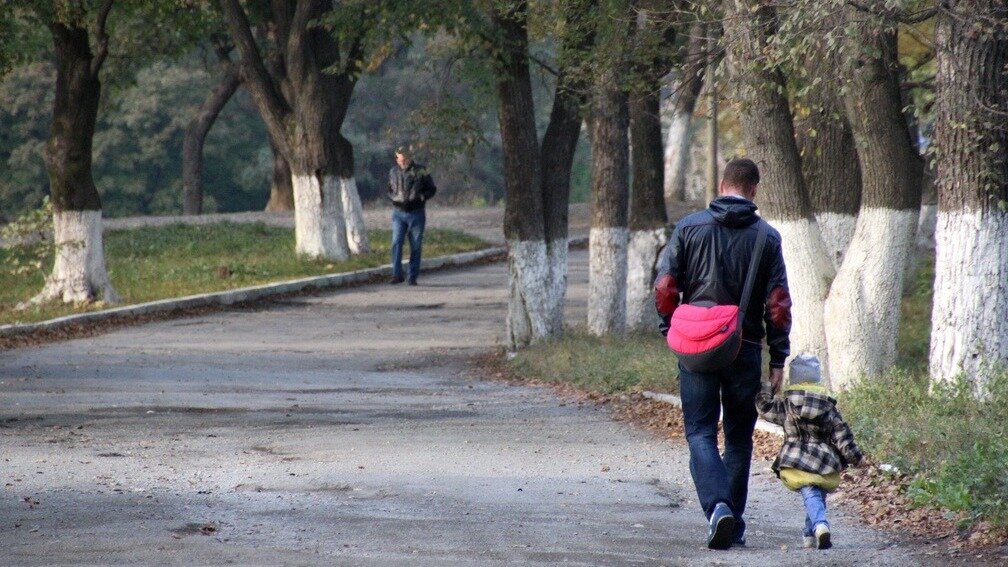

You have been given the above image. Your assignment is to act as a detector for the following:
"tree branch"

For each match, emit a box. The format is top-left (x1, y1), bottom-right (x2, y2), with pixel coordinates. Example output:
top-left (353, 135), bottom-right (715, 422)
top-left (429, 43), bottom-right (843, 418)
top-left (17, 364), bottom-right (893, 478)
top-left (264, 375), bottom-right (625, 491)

top-left (217, 0), bottom-right (291, 139)
top-left (89, 0), bottom-right (114, 76)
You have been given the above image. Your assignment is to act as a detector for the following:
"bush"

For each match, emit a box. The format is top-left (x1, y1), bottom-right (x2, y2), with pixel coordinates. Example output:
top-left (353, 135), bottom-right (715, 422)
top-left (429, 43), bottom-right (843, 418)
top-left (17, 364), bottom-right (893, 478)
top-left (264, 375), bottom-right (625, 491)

top-left (843, 370), bottom-right (1008, 526)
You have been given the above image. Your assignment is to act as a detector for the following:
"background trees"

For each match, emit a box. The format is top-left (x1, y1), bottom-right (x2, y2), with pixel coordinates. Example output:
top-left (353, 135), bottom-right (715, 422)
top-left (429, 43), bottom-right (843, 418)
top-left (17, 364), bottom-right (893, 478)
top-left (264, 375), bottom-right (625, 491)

top-left (1, 0), bottom-right (1005, 389)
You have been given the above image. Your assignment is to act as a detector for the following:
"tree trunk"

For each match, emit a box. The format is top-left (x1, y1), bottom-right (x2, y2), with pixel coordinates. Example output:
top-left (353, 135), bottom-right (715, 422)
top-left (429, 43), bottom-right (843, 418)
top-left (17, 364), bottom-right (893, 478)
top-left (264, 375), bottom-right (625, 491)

top-left (704, 26), bottom-right (719, 204)
top-left (540, 67), bottom-right (586, 333)
top-left (626, 8), bottom-right (671, 331)
top-left (32, 19), bottom-right (118, 305)
top-left (824, 17), bottom-right (924, 389)
top-left (664, 22), bottom-right (706, 207)
top-left (493, 3), bottom-right (553, 349)
top-left (333, 135), bottom-right (369, 254)
top-left (264, 137), bottom-right (294, 211)
top-left (722, 0), bottom-right (835, 375)
top-left (794, 55), bottom-right (862, 269)
top-left (929, 1), bottom-right (1008, 390)
top-left (183, 63), bottom-right (241, 215)
top-left (219, 0), bottom-right (360, 260)
top-left (588, 78), bottom-right (630, 336)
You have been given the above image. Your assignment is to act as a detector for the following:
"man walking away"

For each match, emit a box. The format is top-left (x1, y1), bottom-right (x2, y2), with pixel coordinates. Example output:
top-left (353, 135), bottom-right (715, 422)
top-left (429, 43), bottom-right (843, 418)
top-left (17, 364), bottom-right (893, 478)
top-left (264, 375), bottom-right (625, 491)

top-left (653, 158), bottom-right (793, 549)
top-left (387, 145), bottom-right (437, 285)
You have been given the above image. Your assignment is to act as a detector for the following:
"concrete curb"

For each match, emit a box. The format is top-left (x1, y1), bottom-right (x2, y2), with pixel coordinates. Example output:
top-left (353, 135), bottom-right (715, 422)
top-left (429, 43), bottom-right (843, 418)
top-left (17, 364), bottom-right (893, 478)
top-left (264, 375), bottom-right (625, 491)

top-left (641, 390), bottom-right (785, 437)
top-left (1, 236), bottom-right (591, 338)
top-left (0, 246), bottom-right (501, 338)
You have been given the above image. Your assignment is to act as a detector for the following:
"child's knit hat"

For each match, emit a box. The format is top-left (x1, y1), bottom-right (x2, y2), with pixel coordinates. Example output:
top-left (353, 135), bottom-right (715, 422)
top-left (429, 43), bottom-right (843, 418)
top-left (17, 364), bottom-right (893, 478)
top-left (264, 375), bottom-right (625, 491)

top-left (789, 354), bottom-right (822, 385)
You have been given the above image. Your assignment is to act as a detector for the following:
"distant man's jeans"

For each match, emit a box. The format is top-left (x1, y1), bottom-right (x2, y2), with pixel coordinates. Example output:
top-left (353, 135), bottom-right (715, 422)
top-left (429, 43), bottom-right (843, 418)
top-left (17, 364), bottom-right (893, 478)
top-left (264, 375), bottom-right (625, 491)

top-left (801, 485), bottom-right (829, 536)
top-left (678, 342), bottom-right (762, 532)
top-left (391, 208), bottom-right (425, 281)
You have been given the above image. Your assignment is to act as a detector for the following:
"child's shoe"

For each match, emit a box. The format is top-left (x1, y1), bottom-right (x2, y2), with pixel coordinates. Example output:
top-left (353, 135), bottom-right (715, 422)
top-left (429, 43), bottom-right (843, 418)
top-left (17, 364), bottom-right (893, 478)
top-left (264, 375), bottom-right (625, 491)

top-left (814, 523), bottom-right (832, 549)
top-left (803, 535), bottom-right (815, 549)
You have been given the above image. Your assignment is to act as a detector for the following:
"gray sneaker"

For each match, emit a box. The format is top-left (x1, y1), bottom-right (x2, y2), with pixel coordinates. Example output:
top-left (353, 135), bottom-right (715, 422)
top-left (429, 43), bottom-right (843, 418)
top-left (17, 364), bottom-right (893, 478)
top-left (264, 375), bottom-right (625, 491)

top-left (814, 523), bottom-right (832, 550)
top-left (707, 503), bottom-right (736, 550)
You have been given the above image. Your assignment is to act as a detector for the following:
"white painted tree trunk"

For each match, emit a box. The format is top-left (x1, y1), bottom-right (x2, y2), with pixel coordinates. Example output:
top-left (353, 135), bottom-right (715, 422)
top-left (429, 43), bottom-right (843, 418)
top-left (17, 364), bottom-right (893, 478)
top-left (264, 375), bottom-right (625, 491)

top-left (588, 227), bottom-right (629, 335)
top-left (929, 210), bottom-right (1008, 388)
top-left (30, 210), bottom-right (119, 305)
top-left (339, 176), bottom-right (370, 254)
top-left (544, 238), bottom-right (569, 335)
top-left (625, 228), bottom-right (669, 330)
top-left (663, 111), bottom-right (693, 203)
top-left (292, 173), bottom-right (350, 260)
top-left (823, 208), bottom-right (919, 389)
top-left (507, 239), bottom-right (564, 349)
top-left (769, 217), bottom-right (835, 382)
top-left (814, 212), bottom-right (857, 270)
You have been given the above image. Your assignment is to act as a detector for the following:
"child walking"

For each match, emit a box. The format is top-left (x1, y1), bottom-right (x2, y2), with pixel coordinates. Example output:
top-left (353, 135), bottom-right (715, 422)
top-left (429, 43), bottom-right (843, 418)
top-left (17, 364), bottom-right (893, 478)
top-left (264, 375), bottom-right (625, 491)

top-left (756, 354), bottom-right (864, 550)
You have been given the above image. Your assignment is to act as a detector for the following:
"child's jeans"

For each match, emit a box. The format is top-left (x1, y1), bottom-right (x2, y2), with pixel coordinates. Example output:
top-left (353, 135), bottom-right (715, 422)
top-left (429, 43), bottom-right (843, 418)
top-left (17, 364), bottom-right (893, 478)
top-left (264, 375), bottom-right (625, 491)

top-left (800, 485), bottom-right (829, 536)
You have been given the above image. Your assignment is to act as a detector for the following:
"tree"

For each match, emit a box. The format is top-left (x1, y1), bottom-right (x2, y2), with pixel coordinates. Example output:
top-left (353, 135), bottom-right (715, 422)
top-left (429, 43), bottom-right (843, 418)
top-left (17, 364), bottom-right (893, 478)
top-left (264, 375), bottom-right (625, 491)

top-left (482, 0), bottom-right (595, 348)
top-left (626, 3), bottom-right (672, 330)
top-left (217, 0), bottom-right (368, 258)
top-left (12, 1), bottom-right (121, 304)
top-left (586, 0), bottom-right (632, 336)
top-left (722, 0), bottom-right (835, 372)
top-left (182, 39), bottom-right (240, 215)
top-left (823, 2), bottom-right (923, 388)
top-left (929, 0), bottom-right (1008, 389)
top-left (664, 21), bottom-right (706, 206)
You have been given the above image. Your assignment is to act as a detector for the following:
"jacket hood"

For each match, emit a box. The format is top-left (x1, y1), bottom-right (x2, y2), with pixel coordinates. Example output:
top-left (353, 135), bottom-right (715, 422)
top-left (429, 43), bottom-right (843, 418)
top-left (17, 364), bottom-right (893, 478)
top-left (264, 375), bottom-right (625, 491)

top-left (784, 388), bottom-right (835, 421)
top-left (708, 196), bottom-right (760, 228)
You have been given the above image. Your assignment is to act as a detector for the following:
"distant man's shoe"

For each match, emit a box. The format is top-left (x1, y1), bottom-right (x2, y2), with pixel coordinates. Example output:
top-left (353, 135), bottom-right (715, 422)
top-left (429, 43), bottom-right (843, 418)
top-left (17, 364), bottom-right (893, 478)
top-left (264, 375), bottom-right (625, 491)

top-left (707, 502), bottom-right (735, 550)
top-left (408, 278), bottom-right (417, 286)
top-left (389, 276), bottom-right (405, 285)
top-left (814, 523), bottom-right (832, 550)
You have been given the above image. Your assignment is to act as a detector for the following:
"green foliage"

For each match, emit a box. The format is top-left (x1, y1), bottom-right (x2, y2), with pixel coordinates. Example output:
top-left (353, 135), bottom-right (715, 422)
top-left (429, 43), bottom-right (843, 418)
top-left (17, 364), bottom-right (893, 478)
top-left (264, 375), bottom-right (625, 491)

top-left (0, 223), bottom-right (488, 324)
top-left (0, 196), bottom-right (53, 278)
top-left (507, 330), bottom-right (678, 394)
top-left (843, 370), bottom-right (1008, 527)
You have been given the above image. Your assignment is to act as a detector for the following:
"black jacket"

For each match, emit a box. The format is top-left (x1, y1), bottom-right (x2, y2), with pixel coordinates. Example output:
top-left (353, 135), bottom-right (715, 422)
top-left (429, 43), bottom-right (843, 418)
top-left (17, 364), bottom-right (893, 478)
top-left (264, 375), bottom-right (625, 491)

top-left (388, 162), bottom-right (436, 211)
top-left (654, 196), bottom-right (792, 368)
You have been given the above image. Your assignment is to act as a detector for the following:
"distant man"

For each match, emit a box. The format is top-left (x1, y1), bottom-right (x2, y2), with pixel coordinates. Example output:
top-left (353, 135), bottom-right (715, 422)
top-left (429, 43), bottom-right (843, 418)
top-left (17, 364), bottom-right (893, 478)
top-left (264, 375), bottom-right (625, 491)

top-left (653, 158), bottom-right (792, 549)
top-left (387, 145), bottom-right (437, 285)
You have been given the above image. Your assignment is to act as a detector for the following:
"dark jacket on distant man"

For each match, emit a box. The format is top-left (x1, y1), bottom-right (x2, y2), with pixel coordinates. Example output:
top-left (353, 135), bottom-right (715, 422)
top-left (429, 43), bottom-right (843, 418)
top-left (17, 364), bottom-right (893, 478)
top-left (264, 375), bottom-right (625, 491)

top-left (653, 195), bottom-right (793, 368)
top-left (388, 162), bottom-right (437, 212)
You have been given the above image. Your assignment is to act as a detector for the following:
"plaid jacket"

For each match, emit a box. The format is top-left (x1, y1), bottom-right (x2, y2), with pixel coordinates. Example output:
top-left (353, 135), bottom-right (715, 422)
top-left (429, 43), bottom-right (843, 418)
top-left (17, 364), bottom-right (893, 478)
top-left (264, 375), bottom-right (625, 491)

top-left (756, 383), bottom-right (864, 476)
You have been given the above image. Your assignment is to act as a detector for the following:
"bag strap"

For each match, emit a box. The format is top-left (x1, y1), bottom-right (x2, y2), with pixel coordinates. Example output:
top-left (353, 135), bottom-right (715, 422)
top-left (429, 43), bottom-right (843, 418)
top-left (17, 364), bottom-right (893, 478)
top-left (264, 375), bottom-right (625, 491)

top-left (738, 221), bottom-right (769, 320)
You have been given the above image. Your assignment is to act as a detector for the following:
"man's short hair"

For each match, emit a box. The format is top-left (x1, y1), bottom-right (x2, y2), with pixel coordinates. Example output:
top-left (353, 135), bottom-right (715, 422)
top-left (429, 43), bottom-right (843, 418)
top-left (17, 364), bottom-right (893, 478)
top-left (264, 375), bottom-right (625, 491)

top-left (722, 158), bottom-right (760, 190)
top-left (395, 144), bottom-right (412, 157)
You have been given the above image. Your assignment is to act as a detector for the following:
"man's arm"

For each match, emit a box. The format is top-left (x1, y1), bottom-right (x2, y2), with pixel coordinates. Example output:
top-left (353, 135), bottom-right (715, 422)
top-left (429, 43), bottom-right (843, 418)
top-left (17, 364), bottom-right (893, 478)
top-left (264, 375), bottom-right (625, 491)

top-left (653, 224), bottom-right (683, 336)
top-left (421, 169), bottom-right (437, 201)
top-left (762, 234), bottom-right (792, 369)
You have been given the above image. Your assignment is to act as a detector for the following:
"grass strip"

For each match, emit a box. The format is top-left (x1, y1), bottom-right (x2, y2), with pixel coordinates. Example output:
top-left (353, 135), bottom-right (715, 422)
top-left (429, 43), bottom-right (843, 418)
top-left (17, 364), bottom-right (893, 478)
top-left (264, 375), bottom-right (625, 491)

top-left (0, 222), bottom-right (488, 325)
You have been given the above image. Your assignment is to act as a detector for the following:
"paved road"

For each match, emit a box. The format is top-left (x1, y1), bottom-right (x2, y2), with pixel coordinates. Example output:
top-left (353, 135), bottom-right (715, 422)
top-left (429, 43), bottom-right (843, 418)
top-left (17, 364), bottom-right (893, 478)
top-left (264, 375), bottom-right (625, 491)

top-left (1, 252), bottom-right (929, 565)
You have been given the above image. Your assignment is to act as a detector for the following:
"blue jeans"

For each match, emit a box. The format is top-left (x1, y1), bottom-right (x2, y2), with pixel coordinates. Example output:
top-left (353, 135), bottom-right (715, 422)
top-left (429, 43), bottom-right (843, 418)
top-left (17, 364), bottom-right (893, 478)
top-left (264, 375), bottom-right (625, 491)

top-left (678, 342), bottom-right (762, 533)
top-left (801, 486), bottom-right (828, 536)
top-left (391, 208), bottom-right (425, 281)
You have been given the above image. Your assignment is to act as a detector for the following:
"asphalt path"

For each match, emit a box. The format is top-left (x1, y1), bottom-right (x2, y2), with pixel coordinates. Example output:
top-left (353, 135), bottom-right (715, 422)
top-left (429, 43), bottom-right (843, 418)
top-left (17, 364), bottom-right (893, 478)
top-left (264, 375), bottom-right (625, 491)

top-left (0, 251), bottom-right (931, 565)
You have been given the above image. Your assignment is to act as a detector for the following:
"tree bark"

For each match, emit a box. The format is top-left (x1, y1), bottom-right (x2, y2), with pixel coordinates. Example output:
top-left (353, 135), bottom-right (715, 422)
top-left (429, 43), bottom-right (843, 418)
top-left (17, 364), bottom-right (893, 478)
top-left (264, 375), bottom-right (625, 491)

top-left (664, 22), bottom-right (706, 206)
top-left (588, 75), bottom-right (631, 335)
top-left (794, 52), bottom-right (862, 269)
top-left (722, 0), bottom-right (835, 374)
top-left (182, 62), bottom-right (241, 215)
top-left (218, 0), bottom-right (366, 259)
top-left (493, 2), bottom-right (553, 349)
top-left (626, 7), bottom-right (671, 330)
top-left (824, 14), bottom-right (924, 388)
top-left (929, 1), bottom-right (1008, 390)
top-left (264, 136), bottom-right (294, 211)
top-left (32, 10), bottom-right (119, 305)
